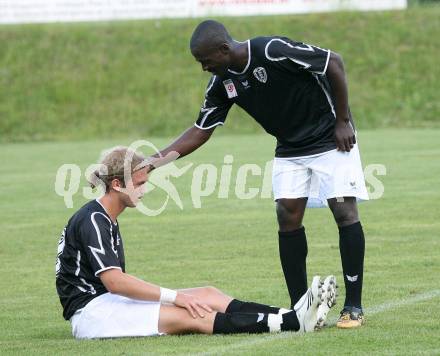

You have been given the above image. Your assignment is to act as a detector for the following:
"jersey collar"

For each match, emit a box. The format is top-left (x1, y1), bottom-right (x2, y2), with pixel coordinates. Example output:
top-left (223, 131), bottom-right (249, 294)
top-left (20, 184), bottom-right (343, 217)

top-left (95, 198), bottom-right (118, 225)
top-left (228, 40), bottom-right (251, 75)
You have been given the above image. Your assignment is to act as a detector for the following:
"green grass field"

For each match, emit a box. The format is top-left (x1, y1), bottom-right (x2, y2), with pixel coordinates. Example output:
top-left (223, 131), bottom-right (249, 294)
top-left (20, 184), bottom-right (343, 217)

top-left (1, 129), bottom-right (439, 355)
top-left (1, 5), bottom-right (440, 142)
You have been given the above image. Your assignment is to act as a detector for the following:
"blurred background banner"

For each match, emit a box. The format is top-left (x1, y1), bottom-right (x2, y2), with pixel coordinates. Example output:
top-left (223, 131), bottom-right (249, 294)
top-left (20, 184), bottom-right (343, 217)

top-left (0, 0), bottom-right (407, 24)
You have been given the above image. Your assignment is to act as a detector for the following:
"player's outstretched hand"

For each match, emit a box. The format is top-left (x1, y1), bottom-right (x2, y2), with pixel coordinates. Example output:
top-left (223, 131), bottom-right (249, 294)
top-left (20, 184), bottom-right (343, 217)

top-left (174, 292), bottom-right (213, 318)
top-left (335, 120), bottom-right (356, 152)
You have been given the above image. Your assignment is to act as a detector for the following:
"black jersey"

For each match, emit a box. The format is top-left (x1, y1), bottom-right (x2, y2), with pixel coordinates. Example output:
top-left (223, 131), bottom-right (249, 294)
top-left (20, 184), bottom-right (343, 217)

top-left (55, 200), bottom-right (125, 320)
top-left (195, 36), bottom-right (339, 157)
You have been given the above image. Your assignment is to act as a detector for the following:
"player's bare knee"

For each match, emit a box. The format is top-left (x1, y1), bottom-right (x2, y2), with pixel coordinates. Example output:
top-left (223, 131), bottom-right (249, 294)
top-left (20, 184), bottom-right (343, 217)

top-left (276, 202), bottom-right (304, 231)
top-left (328, 197), bottom-right (359, 227)
top-left (202, 286), bottom-right (222, 298)
top-left (332, 207), bottom-right (359, 227)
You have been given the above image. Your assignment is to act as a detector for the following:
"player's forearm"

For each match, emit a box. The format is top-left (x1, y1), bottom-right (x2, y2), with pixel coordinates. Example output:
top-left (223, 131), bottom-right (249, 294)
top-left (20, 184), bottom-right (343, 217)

top-left (101, 270), bottom-right (162, 301)
top-left (326, 52), bottom-right (350, 123)
top-left (158, 126), bottom-right (214, 159)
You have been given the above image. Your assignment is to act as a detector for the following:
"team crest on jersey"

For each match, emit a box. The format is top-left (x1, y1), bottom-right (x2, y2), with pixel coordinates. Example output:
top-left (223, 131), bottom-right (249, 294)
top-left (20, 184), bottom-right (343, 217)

top-left (223, 79), bottom-right (238, 98)
top-left (253, 67), bottom-right (267, 83)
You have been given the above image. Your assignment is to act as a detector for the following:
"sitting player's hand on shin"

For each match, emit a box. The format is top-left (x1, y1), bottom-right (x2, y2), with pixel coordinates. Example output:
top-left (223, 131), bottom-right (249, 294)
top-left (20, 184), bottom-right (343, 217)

top-left (174, 292), bottom-right (213, 318)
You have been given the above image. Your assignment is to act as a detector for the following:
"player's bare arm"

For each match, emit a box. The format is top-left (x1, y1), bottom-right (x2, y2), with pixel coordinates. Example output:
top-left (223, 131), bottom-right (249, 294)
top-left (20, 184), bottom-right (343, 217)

top-left (160, 126), bottom-right (214, 158)
top-left (100, 268), bottom-right (212, 318)
top-left (148, 126), bottom-right (215, 171)
top-left (326, 51), bottom-right (356, 152)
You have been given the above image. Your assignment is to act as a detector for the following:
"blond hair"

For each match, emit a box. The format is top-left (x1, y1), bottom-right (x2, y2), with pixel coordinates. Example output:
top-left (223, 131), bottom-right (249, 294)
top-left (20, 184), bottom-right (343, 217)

top-left (89, 146), bottom-right (146, 191)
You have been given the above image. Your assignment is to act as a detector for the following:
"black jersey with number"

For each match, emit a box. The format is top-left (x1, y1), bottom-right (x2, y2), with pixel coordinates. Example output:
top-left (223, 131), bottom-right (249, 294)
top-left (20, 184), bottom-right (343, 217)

top-left (55, 200), bottom-right (125, 320)
top-left (195, 36), bottom-right (339, 157)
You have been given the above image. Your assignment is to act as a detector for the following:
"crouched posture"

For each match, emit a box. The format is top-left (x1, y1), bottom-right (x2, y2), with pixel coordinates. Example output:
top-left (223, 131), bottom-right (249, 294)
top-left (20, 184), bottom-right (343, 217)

top-left (55, 146), bottom-right (336, 339)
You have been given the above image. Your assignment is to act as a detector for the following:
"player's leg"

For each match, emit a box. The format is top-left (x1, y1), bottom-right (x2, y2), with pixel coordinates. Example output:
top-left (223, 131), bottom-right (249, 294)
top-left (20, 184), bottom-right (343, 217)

top-left (158, 304), bottom-right (216, 334)
top-left (160, 277), bottom-right (335, 335)
top-left (179, 286), bottom-right (283, 314)
top-left (276, 197), bottom-right (309, 308)
top-left (304, 141), bottom-right (368, 328)
top-left (217, 275), bottom-right (336, 334)
top-left (327, 197), bottom-right (365, 328)
top-left (159, 304), bottom-right (297, 335)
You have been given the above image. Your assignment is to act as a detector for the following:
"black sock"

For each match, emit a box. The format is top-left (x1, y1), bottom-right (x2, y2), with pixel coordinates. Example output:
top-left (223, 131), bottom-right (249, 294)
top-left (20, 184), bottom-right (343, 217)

top-left (213, 311), bottom-right (300, 334)
top-left (339, 221), bottom-right (365, 309)
top-left (278, 227), bottom-right (308, 308)
top-left (226, 299), bottom-right (280, 314)
top-left (281, 311), bottom-right (300, 331)
top-left (213, 312), bottom-right (269, 334)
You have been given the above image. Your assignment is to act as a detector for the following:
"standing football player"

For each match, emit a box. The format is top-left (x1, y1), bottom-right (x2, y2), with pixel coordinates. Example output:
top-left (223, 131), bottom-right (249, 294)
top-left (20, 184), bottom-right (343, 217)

top-left (153, 20), bottom-right (368, 328)
top-left (55, 146), bottom-right (337, 339)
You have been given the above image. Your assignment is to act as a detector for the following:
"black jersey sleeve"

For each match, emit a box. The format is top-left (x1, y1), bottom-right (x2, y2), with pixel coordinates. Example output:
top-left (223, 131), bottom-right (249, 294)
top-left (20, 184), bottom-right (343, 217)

top-left (264, 37), bottom-right (330, 75)
top-left (80, 212), bottom-right (121, 276)
top-left (195, 76), bottom-right (233, 129)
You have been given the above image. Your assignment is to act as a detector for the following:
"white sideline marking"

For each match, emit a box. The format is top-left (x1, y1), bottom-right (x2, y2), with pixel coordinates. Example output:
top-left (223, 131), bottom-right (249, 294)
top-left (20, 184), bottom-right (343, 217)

top-left (186, 289), bottom-right (440, 356)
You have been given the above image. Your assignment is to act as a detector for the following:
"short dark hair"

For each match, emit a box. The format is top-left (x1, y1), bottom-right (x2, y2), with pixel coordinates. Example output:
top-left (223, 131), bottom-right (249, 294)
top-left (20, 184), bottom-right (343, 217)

top-left (190, 20), bottom-right (232, 52)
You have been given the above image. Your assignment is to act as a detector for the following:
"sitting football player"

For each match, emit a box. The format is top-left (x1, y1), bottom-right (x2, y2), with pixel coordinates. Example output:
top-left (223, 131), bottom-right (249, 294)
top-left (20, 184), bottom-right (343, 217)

top-left (55, 146), bottom-right (337, 339)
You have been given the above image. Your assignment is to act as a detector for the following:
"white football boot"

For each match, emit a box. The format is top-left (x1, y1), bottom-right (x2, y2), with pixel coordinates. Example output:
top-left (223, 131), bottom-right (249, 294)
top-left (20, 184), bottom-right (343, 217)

top-left (316, 275), bottom-right (338, 329)
top-left (294, 275), bottom-right (323, 332)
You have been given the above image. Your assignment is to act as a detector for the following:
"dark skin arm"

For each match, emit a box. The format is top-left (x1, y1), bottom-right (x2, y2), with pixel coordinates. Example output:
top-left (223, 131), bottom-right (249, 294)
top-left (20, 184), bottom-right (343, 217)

top-left (148, 126), bottom-right (215, 170)
top-left (326, 51), bottom-right (356, 152)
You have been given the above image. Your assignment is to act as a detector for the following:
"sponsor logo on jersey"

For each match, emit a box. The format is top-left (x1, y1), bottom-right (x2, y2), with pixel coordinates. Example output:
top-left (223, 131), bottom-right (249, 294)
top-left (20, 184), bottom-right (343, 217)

top-left (241, 80), bottom-right (250, 89)
top-left (223, 79), bottom-right (238, 98)
top-left (253, 67), bottom-right (267, 83)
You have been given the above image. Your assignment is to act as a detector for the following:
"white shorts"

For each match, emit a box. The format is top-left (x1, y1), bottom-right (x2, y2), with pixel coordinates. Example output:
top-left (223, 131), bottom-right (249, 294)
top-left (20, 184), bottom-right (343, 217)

top-left (272, 144), bottom-right (369, 208)
top-left (70, 293), bottom-right (162, 339)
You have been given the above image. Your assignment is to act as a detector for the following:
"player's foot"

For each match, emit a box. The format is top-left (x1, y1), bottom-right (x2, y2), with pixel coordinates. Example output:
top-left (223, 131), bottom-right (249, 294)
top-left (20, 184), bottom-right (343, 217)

top-left (336, 306), bottom-right (365, 329)
top-left (294, 276), bottom-right (323, 332)
top-left (315, 275), bottom-right (337, 329)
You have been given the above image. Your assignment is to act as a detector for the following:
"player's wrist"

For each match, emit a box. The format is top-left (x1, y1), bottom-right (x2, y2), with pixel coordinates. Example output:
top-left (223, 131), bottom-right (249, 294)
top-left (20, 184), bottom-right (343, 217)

top-left (159, 287), bottom-right (177, 304)
top-left (335, 115), bottom-right (350, 124)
